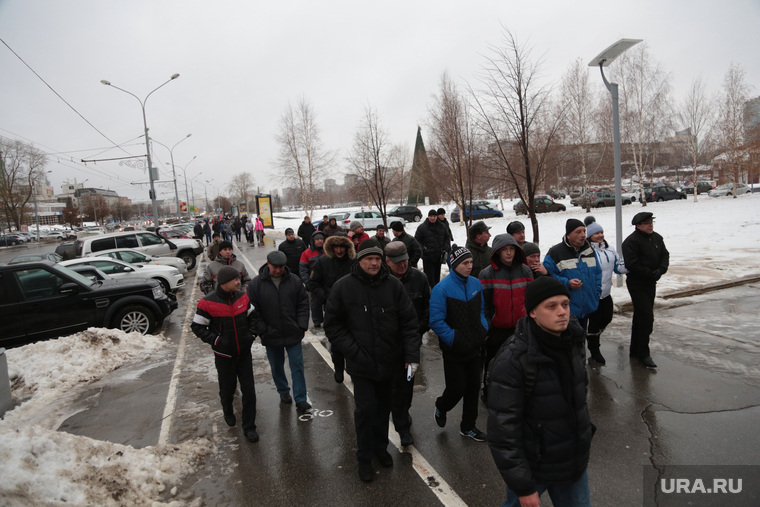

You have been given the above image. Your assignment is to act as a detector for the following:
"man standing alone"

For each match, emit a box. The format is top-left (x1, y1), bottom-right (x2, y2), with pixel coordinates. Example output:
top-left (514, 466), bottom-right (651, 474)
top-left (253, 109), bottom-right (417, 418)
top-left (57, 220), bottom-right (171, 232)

top-left (622, 212), bottom-right (669, 368)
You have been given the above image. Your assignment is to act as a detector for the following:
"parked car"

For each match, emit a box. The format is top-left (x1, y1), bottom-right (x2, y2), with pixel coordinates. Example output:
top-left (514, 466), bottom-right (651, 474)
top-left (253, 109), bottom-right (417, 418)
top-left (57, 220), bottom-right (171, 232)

top-left (682, 181), bottom-right (714, 195)
top-left (88, 247), bottom-right (189, 275)
top-left (328, 211), bottom-right (404, 230)
top-left (450, 203), bottom-right (504, 223)
top-left (569, 189), bottom-right (583, 199)
top-left (9, 253), bottom-right (63, 264)
top-left (708, 183), bottom-right (751, 197)
top-left (0, 234), bottom-right (24, 246)
top-left (645, 184), bottom-right (687, 202)
top-left (60, 257), bottom-right (185, 294)
top-left (157, 228), bottom-right (192, 240)
top-left (578, 189), bottom-right (633, 208)
top-left (387, 205), bottom-right (423, 222)
top-left (15, 232), bottom-right (36, 243)
top-left (514, 196), bottom-right (567, 215)
top-left (73, 231), bottom-right (203, 270)
top-left (549, 189), bottom-right (566, 199)
top-left (0, 260), bottom-right (177, 347)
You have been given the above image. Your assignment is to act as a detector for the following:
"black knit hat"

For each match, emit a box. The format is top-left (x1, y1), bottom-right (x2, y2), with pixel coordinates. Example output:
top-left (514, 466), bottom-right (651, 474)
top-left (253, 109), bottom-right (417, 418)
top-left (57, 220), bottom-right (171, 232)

top-left (448, 244), bottom-right (473, 271)
top-left (219, 241), bottom-right (233, 251)
top-left (522, 242), bottom-right (540, 257)
top-left (437, 207), bottom-right (446, 215)
top-left (356, 239), bottom-right (384, 260)
top-left (565, 219), bottom-right (585, 236)
top-left (390, 221), bottom-right (405, 232)
top-left (216, 266), bottom-right (240, 286)
top-left (525, 277), bottom-right (571, 314)
top-left (285, 227), bottom-right (294, 235)
top-left (428, 209), bottom-right (438, 217)
top-left (507, 221), bottom-right (525, 235)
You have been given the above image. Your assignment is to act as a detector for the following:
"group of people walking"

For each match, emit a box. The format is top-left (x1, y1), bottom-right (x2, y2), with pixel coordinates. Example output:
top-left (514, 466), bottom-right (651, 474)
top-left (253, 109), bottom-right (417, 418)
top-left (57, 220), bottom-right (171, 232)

top-left (195, 215), bottom-right (266, 247)
top-left (190, 205), bottom-right (670, 504)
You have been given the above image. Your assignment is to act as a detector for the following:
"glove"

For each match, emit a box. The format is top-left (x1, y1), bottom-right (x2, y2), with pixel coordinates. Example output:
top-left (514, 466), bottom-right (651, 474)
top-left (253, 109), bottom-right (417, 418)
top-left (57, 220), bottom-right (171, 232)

top-left (652, 269), bottom-right (662, 282)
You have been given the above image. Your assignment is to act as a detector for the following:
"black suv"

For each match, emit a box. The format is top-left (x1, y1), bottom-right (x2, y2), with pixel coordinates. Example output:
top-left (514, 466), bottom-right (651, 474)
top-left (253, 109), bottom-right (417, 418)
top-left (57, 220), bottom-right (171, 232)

top-left (0, 261), bottom-right (177, 348)
top-left (645, 184), bottom-right (687, 202)
top-left (388, 205), bottom-right (422, 222)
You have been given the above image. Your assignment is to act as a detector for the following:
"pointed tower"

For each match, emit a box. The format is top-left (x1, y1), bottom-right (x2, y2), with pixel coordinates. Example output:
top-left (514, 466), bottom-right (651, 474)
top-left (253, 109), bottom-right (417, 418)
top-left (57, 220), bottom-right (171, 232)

top-left (407, 126), bottom-right (438, 205)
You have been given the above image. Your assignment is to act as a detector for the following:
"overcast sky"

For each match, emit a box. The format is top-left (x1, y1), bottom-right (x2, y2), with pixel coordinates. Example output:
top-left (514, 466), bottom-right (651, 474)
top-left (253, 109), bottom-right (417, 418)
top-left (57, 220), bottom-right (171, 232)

top-left (1, 0), bottom-right (758, 204)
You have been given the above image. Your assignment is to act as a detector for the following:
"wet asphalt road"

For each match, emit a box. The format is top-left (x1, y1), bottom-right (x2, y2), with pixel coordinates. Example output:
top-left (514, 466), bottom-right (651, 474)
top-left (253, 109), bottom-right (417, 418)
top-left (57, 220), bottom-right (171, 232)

top-left (4, 239), bottom-right (760, 506)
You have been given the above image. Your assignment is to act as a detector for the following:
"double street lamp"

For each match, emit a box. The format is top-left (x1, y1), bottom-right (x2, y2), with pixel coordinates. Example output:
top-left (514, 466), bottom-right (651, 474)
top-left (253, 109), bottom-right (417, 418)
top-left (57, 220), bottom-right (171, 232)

top-left (176, 156), bottom-right (198, 216)
top-left (152, 134), bottom-right (191, 216)
top-left (589, 39), bottom-right (642, 286)
top-left (100, 73), bottom-right (180, 226)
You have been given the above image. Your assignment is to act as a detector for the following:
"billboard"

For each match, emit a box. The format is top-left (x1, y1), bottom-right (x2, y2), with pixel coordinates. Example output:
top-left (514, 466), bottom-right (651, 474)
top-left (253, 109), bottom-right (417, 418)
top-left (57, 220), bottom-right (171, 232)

top-left (255, 194), bottom-right (273, 228)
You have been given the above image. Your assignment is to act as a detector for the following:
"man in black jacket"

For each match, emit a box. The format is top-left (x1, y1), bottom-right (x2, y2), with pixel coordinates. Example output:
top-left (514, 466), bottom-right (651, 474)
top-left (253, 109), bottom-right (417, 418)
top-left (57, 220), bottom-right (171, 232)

top-left (384, 241), bottom-right (430, 447)
top-left (487, 276), bottom-right (593, 507)
top-left (247, 251), bottom-right (312, 412)
top-left (622, 212), bottom-right (669, 368)
top-left (191, 266), bottom-right (259, 443)
top-left (390, 221), bottom-right (422, 268)
top-left (324, 240), bottom-right (420, 482)
top-left (297, 215), bottom-right (316, 243)
top-left (414, 209), bottom-right (448, 287)
top-left (278, 228), bottom-right (307, 275)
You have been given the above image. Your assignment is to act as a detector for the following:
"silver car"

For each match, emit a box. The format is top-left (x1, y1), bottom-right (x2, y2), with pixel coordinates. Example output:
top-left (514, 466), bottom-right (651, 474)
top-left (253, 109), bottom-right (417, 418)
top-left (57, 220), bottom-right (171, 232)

top-left (87, 248), bottom-right (189, 274)
top-left (708, 183), bottom-right (751, 197)
top-left (61, 257), bottom-right (185, 294)
top-left (328, 211), bottom-right (404, 230)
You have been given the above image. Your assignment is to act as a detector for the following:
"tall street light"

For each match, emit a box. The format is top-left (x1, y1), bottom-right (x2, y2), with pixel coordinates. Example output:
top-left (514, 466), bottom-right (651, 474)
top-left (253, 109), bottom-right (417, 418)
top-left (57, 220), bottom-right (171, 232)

top-left (176, 156), bottom-right (197, 216)
top-left (190, 172), bottom-right (203, 212)
top-left (152, 134), bottom-right (191, 216)
top-left (589, 39), bottom-right (642, 286)
top-left (100, 73), bottom-right (180, 226)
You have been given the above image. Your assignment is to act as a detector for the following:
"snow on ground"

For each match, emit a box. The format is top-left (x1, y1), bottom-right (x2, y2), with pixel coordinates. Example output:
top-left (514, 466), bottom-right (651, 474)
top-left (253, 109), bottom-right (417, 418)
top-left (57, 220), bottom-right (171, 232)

top-left (1, 194), bottom-right (758, 505)
top-left (1, 329), bottom-right (211, 506)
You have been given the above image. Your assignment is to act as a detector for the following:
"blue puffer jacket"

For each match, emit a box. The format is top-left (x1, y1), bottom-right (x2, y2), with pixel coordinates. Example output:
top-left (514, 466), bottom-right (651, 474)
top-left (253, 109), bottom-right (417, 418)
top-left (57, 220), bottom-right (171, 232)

top-left (543, 236), bottom-right (602, 319)
top-left (429, 271), bottom-right (488, 362)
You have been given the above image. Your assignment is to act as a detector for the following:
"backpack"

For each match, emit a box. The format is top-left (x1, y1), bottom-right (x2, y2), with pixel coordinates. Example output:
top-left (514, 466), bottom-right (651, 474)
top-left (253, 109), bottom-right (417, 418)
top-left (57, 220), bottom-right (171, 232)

top-left (485, 332), bottom-right (537, 404)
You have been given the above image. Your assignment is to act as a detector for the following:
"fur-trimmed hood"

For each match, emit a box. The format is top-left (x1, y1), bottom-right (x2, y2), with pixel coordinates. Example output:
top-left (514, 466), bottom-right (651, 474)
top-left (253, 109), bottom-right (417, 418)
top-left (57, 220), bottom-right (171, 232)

top-left (324, 234), bottom-right (356, 259)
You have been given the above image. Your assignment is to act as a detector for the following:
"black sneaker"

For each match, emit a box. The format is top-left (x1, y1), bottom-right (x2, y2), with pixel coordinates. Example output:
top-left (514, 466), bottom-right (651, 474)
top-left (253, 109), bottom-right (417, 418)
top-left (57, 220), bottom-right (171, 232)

top-left (313, 322), bottom-right (322, 328)
top-left (434, 407), bottom-right (446, 428)
top-left (375, 449), bottom-right (393, 468)
top-left (334, 370), bottom-right (344, 384)
top-left (280, 393), bottom-right (293, 404)
top-left (640, 356), bottom-right (657, 368)
top-left (296, 401), bottom-right (312, 413)
top-left (223, 413), bottom-right (236, 427)
top-left (460, 427), bottom-right (487, 442)
top-left (399, 431), bottom-right (414, 447)
top-left (358, 461), bottom-right (374, 482)
top-left (244, 430), bottom-right (259, 443)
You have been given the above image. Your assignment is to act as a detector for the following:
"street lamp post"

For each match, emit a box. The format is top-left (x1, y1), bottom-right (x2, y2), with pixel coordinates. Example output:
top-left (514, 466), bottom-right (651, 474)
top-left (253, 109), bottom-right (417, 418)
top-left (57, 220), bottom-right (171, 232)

top-left (190, 172), bottom-right (203, 212)
top-left (589, 39), bottom-right (642, 287)
top-left (152, 134), bottom-right (191, 217)
top-left (177, 156), bottom-right (197, 217)
top-left (100, 73), bottom-right (180, 227)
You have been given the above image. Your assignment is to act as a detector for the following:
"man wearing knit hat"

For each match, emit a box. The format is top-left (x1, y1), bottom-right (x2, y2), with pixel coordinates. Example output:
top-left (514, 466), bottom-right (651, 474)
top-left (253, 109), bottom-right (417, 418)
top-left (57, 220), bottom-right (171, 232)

top-left (437, 207), bottom-right (454, 245)
top-left (506, 221), bottom-right (526, 247)
top-left (521, 242), bottom-right (549, 277)
top-left (622, 212), bottom-right (669, 368)
top-left (372, 224), bottom-right (391, 248)
top-left (487, 276), bottom-right (593, 506)
top-left (191, 265), bottom-right (260, 443)
top-left (200, 240), bottom-right (251, 295)
top-left (466, 220), bottom-right (492, 277)
top-left (415, 209), bottom-right (449, 287)
top-left (430, 244), bottom-right (489, 442)
top-left (324, 239), bottom-right (420, 482)
top-left (347, 220), bottom-right (370, 249)
top-left (391, 221), bottom-right (422, 268)
top-left (543, 219), bottom-right (602, 327)
top-left (278, 227), bottom-right (306, 275)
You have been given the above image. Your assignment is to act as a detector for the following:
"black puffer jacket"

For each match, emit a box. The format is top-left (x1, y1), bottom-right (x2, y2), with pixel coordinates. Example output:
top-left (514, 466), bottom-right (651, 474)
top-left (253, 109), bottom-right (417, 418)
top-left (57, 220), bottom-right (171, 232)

top-left (246, 265), bottom-right (310, 348)
top-left (191, 286), bottom-right (256, 359)
top-left (399, 267), bottom-right (431, 336)
top-left (324, 263), bottom-right (420, 381)
top-left (278, 237), bottom-right (307, 275)
top-left (622, 228), bottom-right (669, 285)
top-left (309, 234), bottom-right (356, 295)
top-left (486, 315), bottom-right (593, 496)
top-left (415, 219), bottom-right (448, 261)
top-left (393, 232), bottom-right (422, 268)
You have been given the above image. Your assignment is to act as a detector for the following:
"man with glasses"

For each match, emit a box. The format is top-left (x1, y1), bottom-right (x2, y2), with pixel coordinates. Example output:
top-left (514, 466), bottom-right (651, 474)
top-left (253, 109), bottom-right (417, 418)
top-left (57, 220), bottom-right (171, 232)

top-left (622, 212), bottom-right (669, 368)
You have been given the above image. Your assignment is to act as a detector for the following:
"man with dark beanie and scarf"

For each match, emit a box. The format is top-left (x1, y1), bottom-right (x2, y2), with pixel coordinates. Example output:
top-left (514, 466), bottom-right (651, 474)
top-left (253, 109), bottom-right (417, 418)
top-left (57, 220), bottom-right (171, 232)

top-left (487, 276), bottom-right (593, 507)
top-left (324, 239), bottom-right (420, 482)
top-left (430, 244), bottom-right (489, 442)
top-left (192, 266), bottom-right (260, 443)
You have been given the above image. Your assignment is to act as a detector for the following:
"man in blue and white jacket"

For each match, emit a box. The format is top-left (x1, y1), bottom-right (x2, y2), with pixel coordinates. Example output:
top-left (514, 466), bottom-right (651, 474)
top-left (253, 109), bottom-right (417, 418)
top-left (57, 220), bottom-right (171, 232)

top-left (543, 219), bottom-right (602, 329)
top-left (430, 244), bottom-right (489, 442)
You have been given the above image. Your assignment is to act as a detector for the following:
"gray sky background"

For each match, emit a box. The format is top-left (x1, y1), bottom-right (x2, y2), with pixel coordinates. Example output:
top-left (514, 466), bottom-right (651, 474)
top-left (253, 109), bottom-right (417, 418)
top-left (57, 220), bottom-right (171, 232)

top-left (1, 0), bottom-right (758, 204)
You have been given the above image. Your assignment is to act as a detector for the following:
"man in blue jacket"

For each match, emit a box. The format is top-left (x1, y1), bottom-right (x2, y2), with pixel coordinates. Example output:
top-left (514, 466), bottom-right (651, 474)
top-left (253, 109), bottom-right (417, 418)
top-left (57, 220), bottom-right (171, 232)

top-left (430, 244), bottom-right (489, 442)
top-left (542, 219), bottom-right (602, 328)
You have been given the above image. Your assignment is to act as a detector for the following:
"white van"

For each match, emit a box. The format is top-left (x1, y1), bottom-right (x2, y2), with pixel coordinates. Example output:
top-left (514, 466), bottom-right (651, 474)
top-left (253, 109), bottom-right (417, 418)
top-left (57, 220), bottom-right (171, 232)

top-left (74, 231), bottom-right (203, 270)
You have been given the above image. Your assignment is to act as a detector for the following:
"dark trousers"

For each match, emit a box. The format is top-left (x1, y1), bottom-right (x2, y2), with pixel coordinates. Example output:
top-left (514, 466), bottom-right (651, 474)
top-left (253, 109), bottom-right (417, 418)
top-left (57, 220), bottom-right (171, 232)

top-left (391, 361), bottom-right (414, 433)
top-left (215, 353), bottom-right (257, 432)
top-left (436, 355), bottom-right (482, 431)
top-left (482, 327), bottom-right (513, 395)
top-left (422, 258), bottom-right (442, 287)
top-left (204, 232), bottom-right (212, 245)
top-left (626, 281), bottom-right (656, 359)
top-left (352, 376), bottom-right (392, 462)
top-left (310, 290), bottom-right (326, 325)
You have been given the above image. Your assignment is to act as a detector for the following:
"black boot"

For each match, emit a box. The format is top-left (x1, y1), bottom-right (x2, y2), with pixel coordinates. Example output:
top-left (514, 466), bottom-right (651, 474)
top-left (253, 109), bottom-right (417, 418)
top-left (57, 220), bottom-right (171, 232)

top-left (587, 332), bottom-right (606, 365)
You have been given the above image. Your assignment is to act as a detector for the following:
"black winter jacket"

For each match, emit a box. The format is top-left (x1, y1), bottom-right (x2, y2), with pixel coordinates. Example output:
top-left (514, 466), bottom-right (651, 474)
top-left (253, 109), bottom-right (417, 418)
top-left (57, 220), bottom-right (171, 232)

top-left (622, 228), bottom-right (669, 286)
top-left (486, 315), bottom-right (593, 496)
top-left (309, 235), bottom-right (355, 296)
top-left (398, 267), bottom-right (431, 336)
top-left (191, 286), bottom-right (256, 359)
top-left (393, 232), bottom-right (422, 268)
top-left (415, 219), bottom-right (448, 262)
top-left (297, 221), bottom-right (316, 243)
top-left (278, 237), bottom-right (307, 275)
top-left (246, 265), bottom-right (310, 348)
top-left (324, 263), bottom-right (420, 381)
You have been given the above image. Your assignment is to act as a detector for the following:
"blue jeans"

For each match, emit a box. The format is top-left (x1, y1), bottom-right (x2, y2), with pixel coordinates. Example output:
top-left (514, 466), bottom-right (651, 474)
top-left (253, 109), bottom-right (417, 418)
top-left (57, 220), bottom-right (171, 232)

top-left (503, 469), bottom-right (591, 507)
top-left (265, 343), bottom-right (307, 403)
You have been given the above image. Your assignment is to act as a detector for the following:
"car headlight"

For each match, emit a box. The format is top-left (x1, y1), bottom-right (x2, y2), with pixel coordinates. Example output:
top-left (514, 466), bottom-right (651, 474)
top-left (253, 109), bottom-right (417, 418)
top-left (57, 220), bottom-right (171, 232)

top-left (171, 269), bottom-right (180, 275)
top-left (152, 286), bottom-right (165, 298)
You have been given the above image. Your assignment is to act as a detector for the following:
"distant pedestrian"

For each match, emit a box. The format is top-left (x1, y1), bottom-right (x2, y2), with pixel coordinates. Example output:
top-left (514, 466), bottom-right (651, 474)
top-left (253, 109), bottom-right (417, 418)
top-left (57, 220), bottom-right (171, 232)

top-left (206, 232), bottom-right (222, 261)
top-left (317, 215), bottom-right (329, 232)
top-left (390, 221), bottom-right (422, 269)
top-left (466, 220), bottom-right (492, 277)
top-left (254, 216), bottom-right (264, 245)
top-left (415, 209), bottom-right (448, 287)
top-left (506, 221), bottom-right (526, 247)
top-left (436, 207), bottom-right (454, 252)
top-left (347, 221), bottom-right (370, 249)
top-left (323, 216), bottom-right (343, 237)
top-left (299, 231), bottom-right (326, 327)
top-left (278, 227), bottom-right (307, 275)
top-left (372, 224), bottom-right (391, 248)
top-left (203, 221), bottom-right (212, 245)
top-left (297, 215), bottom-right (316, 243)
top-left (201, 241), bottom-right (251, 294)
top-left (622, 212), bottom-right (668, 369)
top-left (191, 266), bottom-right (259, 443)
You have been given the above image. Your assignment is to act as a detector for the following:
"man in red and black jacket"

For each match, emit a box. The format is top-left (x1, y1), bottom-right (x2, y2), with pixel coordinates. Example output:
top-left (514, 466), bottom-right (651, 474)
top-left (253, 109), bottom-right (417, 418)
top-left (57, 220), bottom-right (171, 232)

top-left (191, 265), bottom-right (260, 443)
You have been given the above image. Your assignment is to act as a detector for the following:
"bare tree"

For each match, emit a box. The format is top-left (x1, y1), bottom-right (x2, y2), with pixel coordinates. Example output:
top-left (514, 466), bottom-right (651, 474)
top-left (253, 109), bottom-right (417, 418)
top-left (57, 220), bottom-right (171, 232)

top-left (347, 105), bottom-right (409, 226)
top-left (675, 78), bottom-right (715, 201)
top-left (716, 63), bottom-right (752, 197)
top-left (0, 138), bottom-right (48, 232)
top-left (427, 71), bottom-right (484, 229)
top-left (276, 97), bottom-right (333, 216)
top-left (471, 29), bottom-right (564, 244)
top-left (613, 44), bottom-right (672, 206)
top-left (227, 172), bottom-right (256, 211)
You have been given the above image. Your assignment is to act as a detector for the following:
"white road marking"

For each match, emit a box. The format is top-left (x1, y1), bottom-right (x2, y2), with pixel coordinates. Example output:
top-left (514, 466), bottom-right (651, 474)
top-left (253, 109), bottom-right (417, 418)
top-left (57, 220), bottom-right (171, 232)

top-left (310, 339), bottom-right (467, 507)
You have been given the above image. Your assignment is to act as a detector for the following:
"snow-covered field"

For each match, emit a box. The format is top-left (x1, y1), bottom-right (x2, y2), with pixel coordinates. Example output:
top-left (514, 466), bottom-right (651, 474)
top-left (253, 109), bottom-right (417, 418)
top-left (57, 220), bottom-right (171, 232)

top-left (1, 193), bottom-right (758, 505)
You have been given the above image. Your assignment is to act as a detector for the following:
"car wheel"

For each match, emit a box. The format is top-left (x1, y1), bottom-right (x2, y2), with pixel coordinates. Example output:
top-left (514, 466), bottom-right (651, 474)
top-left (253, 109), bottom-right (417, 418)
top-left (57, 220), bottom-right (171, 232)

top-left (623, 199), bottom-right (631, 205)
top-left (680, 194), bottom-right (686, 200)
top-left (154, 278), bottom-right (172, 294)
top-left (112, 305), bottom-right (156, 335)
top-left (412, 215), bottom-right (421, 222)
top-left (179, 250), bottom-right (197, 270)
top-left (657, 197), bottom-right (664, 202)
top-left (596, 202), bottom-right (605, 208)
